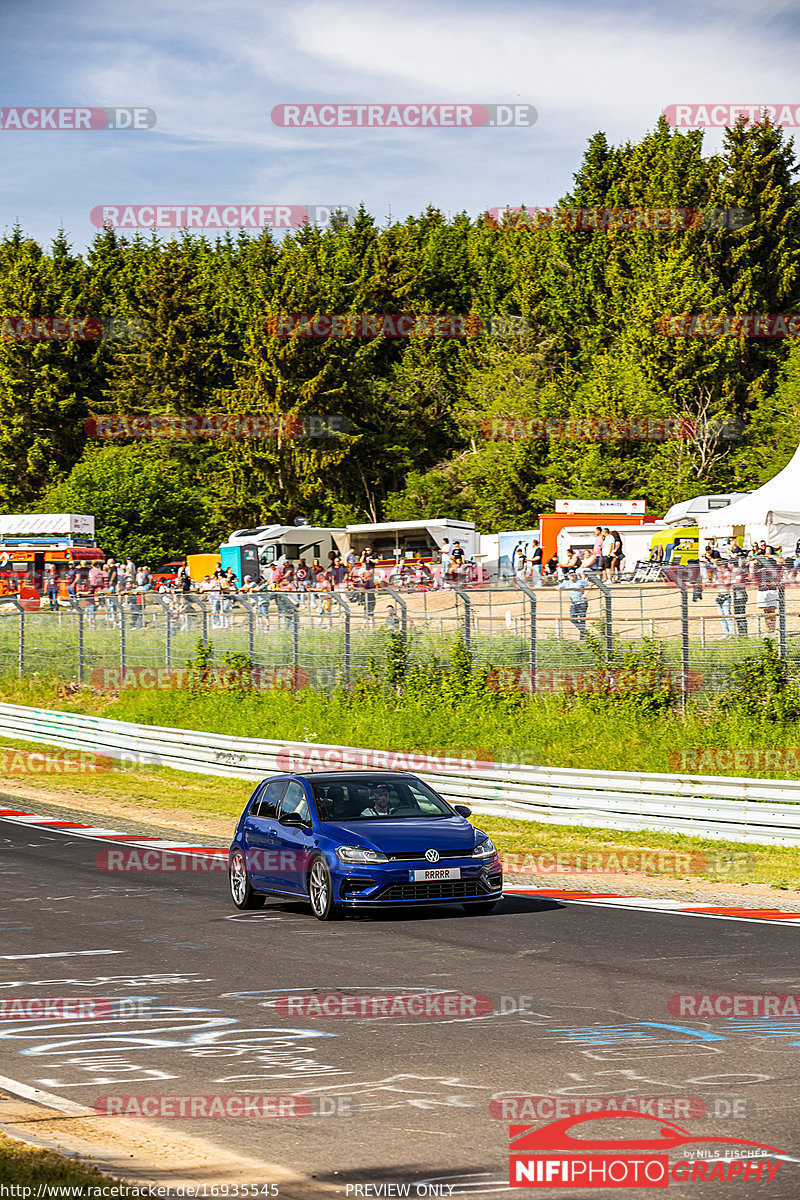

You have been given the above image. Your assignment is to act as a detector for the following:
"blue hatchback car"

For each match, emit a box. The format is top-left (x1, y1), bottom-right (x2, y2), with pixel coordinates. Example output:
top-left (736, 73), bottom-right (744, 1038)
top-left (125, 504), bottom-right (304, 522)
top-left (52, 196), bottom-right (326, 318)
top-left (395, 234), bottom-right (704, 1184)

top-left (228, 771), bottom-right (503, 920)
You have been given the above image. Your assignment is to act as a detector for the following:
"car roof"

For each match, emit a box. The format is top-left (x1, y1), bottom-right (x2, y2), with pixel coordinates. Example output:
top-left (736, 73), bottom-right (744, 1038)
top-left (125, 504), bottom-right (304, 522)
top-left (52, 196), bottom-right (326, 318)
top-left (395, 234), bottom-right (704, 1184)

top-left (291, 771), bottom-right (418, 782)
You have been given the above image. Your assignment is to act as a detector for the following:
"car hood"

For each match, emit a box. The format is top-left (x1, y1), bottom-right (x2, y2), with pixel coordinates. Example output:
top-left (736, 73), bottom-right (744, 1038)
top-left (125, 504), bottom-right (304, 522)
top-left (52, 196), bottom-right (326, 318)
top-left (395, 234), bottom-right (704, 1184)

top-left (321, 816), bottom-right (478, 855)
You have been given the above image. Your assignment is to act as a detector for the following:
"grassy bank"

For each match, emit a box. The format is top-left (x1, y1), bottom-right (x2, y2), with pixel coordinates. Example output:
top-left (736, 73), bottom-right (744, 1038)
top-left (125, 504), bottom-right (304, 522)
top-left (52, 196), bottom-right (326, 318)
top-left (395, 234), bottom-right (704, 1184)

top-left (4, 670), bottom-right (800, 779)
top-left (0, 1132), bottom-right (129, 1192)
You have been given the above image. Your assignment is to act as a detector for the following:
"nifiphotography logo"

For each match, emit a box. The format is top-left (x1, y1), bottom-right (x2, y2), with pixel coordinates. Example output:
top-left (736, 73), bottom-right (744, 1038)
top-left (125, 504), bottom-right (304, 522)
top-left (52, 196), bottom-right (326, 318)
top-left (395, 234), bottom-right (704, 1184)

top-left (508, 1112), bottom-right (784, 1188)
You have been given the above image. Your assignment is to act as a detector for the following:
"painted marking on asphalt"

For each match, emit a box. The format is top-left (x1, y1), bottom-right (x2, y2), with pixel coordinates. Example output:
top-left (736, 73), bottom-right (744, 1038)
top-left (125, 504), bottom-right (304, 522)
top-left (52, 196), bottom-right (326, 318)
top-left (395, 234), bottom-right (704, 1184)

top-left (0, 1071), bottom-right (94, 1116)
top-left (506, 886), bottom-right (800, 925)
top-left (0, 950), bottom-right (124, 960)
top-left (0, 808), bottom-right (228, 859)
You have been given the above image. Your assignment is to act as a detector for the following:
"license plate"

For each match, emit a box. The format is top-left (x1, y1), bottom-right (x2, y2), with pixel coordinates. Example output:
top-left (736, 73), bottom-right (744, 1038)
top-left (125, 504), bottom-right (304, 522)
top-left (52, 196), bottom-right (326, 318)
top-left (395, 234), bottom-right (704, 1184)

top-left (410, 867), bottom-right (461, 881)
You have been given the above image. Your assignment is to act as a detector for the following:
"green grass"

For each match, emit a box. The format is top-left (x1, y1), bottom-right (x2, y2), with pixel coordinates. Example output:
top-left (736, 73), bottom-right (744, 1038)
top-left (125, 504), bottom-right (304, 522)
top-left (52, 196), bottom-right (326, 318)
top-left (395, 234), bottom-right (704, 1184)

top-left (0, 1132), bottom-right (130, 1192)
top-left (6, 676), bottom-right (800, 780)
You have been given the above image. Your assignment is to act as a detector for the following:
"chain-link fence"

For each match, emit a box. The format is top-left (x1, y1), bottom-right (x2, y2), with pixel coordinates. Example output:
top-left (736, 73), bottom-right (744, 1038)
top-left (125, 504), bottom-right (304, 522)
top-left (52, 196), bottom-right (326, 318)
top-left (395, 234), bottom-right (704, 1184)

top-left (1, 575), bottom-right (797, 698)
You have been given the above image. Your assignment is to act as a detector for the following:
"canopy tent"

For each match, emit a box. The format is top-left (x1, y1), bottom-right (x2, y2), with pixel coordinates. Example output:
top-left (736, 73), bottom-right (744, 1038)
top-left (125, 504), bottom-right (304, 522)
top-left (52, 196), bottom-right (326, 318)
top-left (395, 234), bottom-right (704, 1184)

top-left (698, 444), bottom-right (800, 552)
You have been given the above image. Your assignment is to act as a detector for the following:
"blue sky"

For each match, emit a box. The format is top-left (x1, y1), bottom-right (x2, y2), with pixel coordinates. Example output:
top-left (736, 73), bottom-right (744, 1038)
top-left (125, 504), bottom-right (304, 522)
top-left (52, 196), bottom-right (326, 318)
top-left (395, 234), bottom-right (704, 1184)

top-left (1, 0), bottom-right (799, 251)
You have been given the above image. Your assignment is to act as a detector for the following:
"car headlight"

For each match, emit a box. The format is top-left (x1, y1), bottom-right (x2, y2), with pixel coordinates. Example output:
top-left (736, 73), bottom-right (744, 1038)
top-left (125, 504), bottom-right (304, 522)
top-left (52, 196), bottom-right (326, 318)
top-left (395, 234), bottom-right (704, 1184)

top-left (473, 837), bottom-right (497, 858)
top-left (335, 845), bottom-right (388, 864)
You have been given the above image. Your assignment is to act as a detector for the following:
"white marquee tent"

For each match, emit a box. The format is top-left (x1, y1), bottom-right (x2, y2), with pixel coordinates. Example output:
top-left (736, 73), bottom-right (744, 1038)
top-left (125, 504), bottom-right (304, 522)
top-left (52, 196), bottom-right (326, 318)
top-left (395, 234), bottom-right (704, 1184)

top-left (698, 443), bottom-right (800, 552)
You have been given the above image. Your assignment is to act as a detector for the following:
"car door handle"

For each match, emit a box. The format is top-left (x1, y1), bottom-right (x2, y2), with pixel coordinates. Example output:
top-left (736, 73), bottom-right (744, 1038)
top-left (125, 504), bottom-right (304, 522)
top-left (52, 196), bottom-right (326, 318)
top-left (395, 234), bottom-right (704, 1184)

top-left (268, 828), bottom-right (278, 836)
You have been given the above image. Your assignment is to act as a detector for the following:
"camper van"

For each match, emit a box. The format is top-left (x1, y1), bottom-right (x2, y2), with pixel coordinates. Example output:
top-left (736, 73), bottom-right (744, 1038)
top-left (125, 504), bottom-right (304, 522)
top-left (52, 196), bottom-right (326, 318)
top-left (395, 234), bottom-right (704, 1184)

top-left (219, 524), bottom-right (346, 583)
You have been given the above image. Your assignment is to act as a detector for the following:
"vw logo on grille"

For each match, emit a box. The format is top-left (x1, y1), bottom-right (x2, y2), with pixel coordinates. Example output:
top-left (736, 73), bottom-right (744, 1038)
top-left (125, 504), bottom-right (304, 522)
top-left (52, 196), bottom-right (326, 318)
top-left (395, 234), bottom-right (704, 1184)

top-left (424, 849), bottom-right (440, 863)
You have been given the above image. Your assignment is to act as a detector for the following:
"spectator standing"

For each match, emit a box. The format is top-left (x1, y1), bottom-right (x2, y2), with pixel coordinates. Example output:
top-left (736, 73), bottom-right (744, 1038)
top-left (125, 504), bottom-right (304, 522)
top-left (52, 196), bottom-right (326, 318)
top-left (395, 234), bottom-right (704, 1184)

top-left (560, 570), bottom-right (590, 640)
top-left (715, 560), bottom-right (734, 637)
top-left (529, 539), bottom-right (543, 588)
top-left (591, 527), bottom-right (603, 572)
top-left (88, 562), bottom-right (104, 594)
top-left (440, 539), bottom-right (451, 587)
top-left (44, 567), bottom-right (59, 611)
top-left (754, 552), bottom-right (779, 634)
top-left (450, 541), bottom-right (465, 586)
top-left (731, 551), bottom-right (749, 636)
top-left (362, 566), bottom-right (376, 622)
top-left (177, 562), bottom-right (191, 593)
top-left (610, 531), bottom-right (623, 582)
top-left (601, 527), bottom-right (615, 582)
top-left (207, 573), bottom-right (223, 629)
top-left (67, 563), bottom-right (78, 602)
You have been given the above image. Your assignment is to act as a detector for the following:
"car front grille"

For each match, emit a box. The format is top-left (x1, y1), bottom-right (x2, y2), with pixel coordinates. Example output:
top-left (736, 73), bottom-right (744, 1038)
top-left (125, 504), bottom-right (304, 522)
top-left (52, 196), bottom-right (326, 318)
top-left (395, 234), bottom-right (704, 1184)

top-left (378, 879), bottom-right (491, 901)
top-left (386, 849), bottom-right (473, 860)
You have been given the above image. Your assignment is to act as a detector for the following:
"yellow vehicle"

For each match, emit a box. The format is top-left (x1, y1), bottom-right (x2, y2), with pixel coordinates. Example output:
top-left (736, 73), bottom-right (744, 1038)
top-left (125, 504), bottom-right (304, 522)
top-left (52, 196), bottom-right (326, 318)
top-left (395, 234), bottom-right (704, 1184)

top-left (649, 526), bottom-right (699, 565)
top-left (187, 552), bottom-right (221, 583)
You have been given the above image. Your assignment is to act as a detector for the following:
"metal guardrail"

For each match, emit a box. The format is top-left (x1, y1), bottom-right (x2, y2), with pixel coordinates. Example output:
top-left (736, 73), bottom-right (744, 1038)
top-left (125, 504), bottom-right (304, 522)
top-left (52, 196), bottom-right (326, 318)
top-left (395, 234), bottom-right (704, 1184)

top-left (0, 702), bottom-right (798, 845)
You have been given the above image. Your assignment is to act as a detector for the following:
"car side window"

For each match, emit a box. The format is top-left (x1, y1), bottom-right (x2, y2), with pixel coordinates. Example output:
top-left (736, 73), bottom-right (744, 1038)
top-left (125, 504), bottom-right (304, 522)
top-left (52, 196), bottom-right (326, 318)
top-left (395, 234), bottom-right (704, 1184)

top-left (253, 779), bottom-right (287, 820)
top-left (280, 780), bottom-right (310, 824)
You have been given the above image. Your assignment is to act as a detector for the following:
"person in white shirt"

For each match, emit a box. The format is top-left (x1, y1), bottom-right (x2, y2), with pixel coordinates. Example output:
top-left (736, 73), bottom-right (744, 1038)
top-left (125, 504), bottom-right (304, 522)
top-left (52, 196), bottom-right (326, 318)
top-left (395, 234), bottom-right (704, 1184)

top-left (439, 539), bottom-right (451, 588)
top-left (601, 527), bottom-right (615, 582)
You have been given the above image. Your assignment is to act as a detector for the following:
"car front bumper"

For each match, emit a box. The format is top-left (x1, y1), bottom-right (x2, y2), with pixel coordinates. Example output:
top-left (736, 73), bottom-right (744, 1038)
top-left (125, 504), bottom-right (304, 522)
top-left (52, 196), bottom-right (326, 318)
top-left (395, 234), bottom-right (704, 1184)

top-left (333, 856), bottom-right (503, 906)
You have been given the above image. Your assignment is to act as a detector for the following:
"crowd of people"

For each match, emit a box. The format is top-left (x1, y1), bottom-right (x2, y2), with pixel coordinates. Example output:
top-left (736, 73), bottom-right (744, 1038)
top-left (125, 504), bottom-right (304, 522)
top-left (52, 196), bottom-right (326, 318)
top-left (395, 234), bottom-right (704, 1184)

top-left (49, 543), bottom-right (476, 631)
top-left (699, 537), bottom-right (798, 638)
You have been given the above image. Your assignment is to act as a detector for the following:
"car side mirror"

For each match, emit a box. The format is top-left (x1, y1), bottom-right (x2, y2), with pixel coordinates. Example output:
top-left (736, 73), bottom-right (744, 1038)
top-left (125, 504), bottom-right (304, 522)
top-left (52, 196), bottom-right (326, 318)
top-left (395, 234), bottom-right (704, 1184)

top-left (453, 804), bottom-right (472, 817)
top-left (280, 811), bottom-right (308, 828)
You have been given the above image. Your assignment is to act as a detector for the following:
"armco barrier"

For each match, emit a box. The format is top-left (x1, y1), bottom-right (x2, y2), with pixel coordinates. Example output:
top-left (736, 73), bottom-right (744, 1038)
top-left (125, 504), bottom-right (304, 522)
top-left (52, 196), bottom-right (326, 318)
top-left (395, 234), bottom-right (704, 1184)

top-left (0, 702), bottom-right (799, 845)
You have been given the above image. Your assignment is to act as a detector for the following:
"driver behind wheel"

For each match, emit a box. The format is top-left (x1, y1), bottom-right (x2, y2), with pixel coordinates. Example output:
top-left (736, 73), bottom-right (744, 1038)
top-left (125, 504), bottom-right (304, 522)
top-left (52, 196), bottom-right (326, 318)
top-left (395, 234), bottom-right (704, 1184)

top-left (360, 783), bottom-right (393, 816)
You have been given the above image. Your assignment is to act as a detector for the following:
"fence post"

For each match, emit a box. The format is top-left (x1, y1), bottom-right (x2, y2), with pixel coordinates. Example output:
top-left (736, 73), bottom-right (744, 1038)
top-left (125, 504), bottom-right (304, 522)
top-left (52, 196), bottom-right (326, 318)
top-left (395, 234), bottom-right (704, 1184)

top-left (779, 583), bottom-right (787, 659)
top-left (384, 588), bottom-right (407, 645)
top-left (119, 604), bottom-right (127, 683)
top-left (329, 593), bottom-right (351, 688)
top-left (18, 606), bottom-right (24, 678)
top-left (455, 589), bottom-right (473, 652)
top-left (680, 588), bottom-right (690, 709)
top-left (585, 571), bottom-right (612, 660)
top-left (514, 580), bottom-right (537, 693)
top-left (77, 607), bottom-right (84, 685)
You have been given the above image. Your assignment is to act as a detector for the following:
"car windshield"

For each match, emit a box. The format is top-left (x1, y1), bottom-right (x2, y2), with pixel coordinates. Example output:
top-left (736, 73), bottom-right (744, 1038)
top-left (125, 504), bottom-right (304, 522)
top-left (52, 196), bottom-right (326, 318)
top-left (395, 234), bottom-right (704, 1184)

top-left (310, 776), bottom-right (453, 821)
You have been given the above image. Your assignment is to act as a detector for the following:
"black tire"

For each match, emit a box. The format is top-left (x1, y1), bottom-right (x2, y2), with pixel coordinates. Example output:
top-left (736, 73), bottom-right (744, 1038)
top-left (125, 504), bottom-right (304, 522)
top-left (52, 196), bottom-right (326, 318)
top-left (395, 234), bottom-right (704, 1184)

top-left (308, 856), bottom-right (342, 921)
top-left (462, 900), bottom-right (497, 915)
top-left (229, 848), bottom-right (266, 910)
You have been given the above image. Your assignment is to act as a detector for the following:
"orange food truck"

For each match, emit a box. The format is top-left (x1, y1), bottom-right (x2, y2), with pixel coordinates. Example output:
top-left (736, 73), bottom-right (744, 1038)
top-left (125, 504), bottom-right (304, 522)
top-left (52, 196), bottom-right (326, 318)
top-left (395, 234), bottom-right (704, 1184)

top-left (0, 514), bottom-right (104, 600)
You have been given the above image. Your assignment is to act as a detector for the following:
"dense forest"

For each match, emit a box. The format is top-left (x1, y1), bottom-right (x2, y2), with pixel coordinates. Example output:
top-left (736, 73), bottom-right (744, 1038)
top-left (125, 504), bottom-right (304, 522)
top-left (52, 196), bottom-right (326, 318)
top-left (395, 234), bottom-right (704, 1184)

top-left (1, 116), bottom-right (800, 563)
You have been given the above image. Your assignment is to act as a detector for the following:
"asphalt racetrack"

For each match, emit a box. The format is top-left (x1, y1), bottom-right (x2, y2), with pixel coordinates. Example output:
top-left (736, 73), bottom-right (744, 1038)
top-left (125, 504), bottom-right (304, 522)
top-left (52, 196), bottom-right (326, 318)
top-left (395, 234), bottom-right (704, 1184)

top-left (1, 816), bottom-right (799, 1197)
